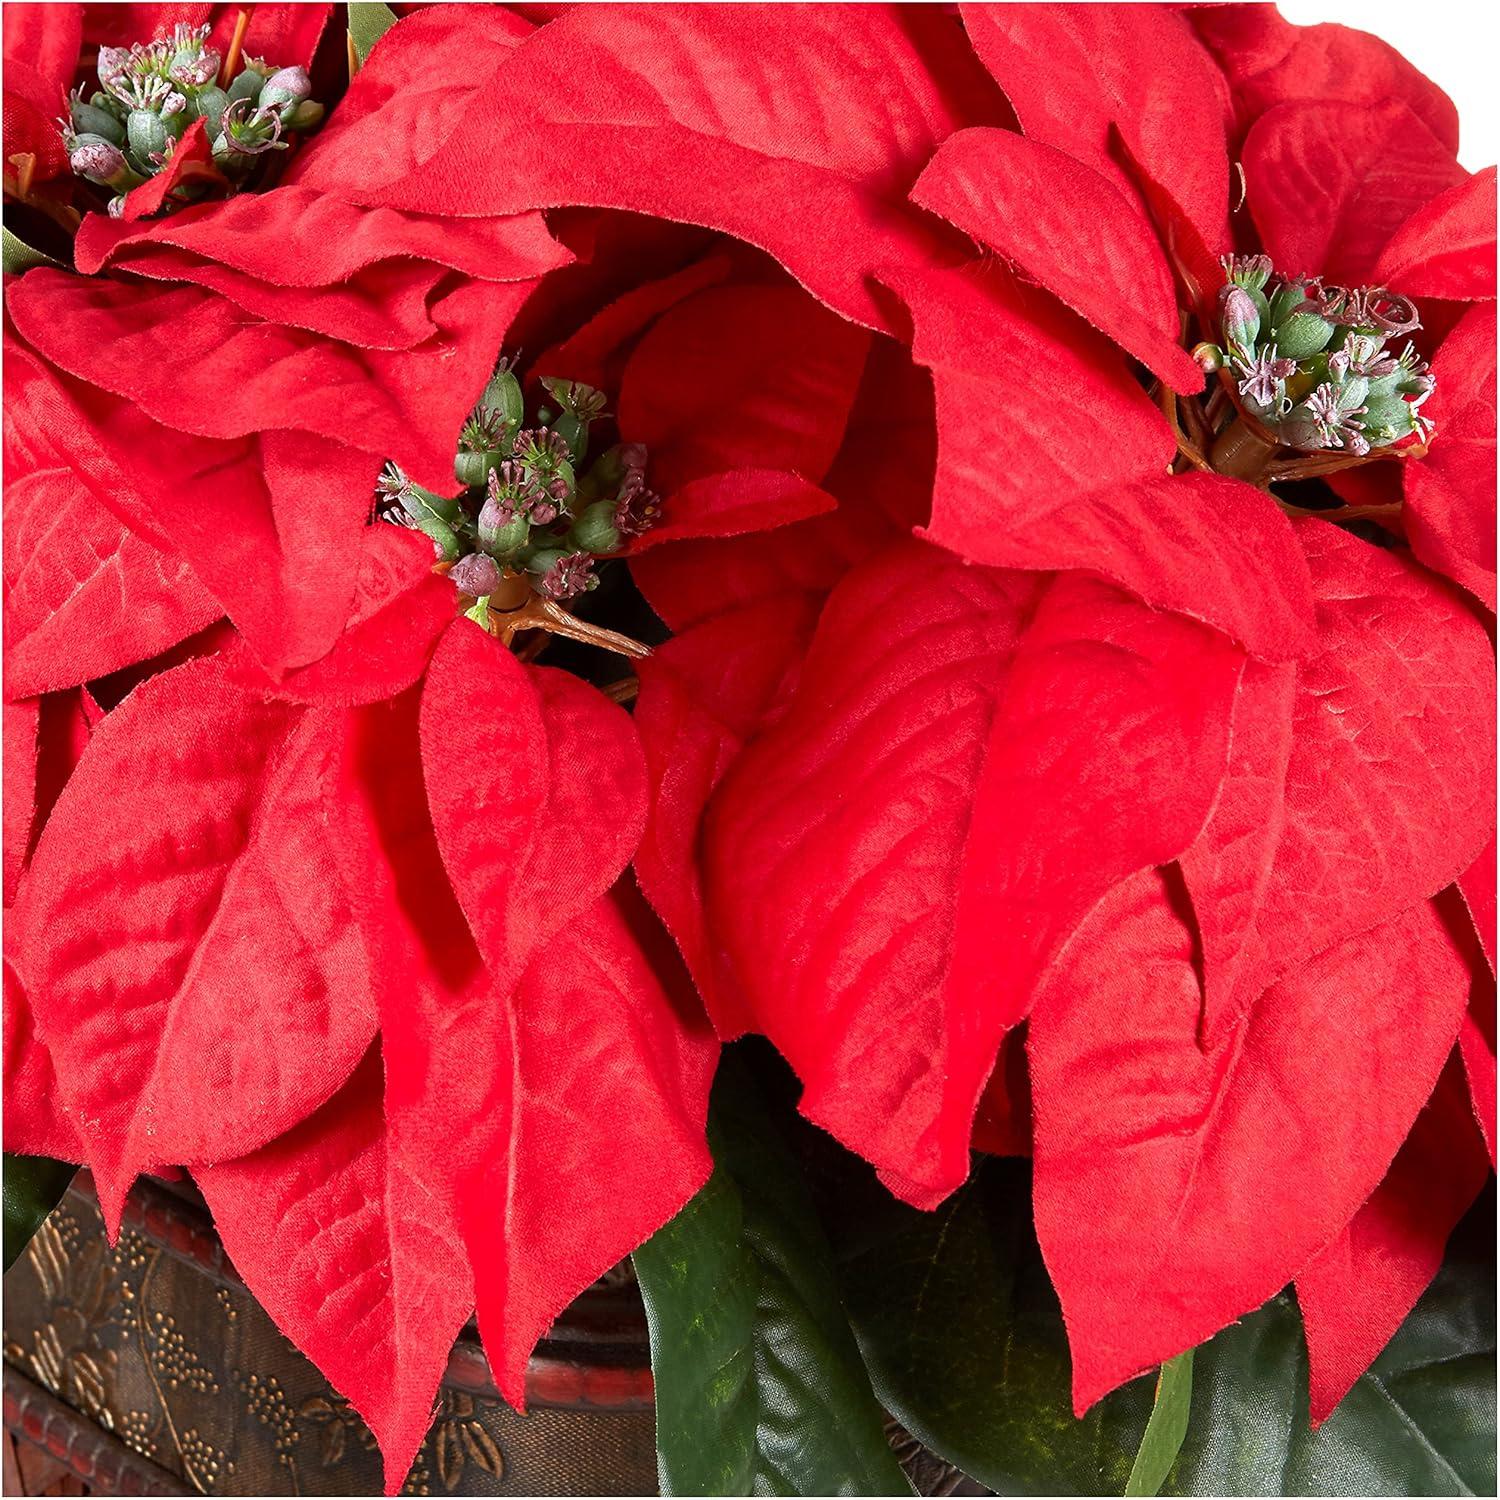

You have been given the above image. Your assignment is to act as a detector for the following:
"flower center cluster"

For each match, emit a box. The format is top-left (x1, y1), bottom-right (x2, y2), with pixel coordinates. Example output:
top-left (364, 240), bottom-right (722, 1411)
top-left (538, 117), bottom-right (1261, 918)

top-left (1191, 255), bottom-right (1434, 471)
top-left (59, 23), bottom-right (324, 216)
top-left (376, 360), bottom-right (662, 618)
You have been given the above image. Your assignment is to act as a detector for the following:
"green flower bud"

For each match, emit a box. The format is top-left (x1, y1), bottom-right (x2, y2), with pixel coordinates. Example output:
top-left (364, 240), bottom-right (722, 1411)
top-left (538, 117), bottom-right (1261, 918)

top-left (1191, 342), bottom-right (1224, 373)
top-left (1220, 287), bottom-right (1261, 356)
top-left (70, 94), bottom-right (126, 145)
top-left (483, 364), bottom-right (526, 429)
top-left (478, 493), bottom-right (531, 558)
top-left (455, 449), bottom-right (504, 489)
top-left (414, 514), bottom-right (461, 562)
top-left (127, 108), bottom-right (168, 163)
top-left (403, 482), bottom-right (461, 525)
top-left (286, 100), bottom-right (324, 131)
top-left (569, 500), bottom-right (622, 556)
top-left (192, 85), bottom-right (230, 136)
top-left (226, 67), bottom-right (266, 105)
top-left (258, 65), bottom-right (312, 115)
top-left (1358, 395), bottom-right (1417, 446)
top-left (1271, 310), bottom-right (1335, 361)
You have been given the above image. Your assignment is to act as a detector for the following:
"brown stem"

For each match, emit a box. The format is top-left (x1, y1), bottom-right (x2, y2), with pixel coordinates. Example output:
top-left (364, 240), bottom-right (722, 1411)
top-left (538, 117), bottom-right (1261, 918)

top-left (1210, 416), bottom-right (1279, 485)
top-left (497, 595), bottom-right (652, 659)
top-left (601, 677), bottom-right (641, 705)
top-left (1155, 382), bottom-right (1210, 473)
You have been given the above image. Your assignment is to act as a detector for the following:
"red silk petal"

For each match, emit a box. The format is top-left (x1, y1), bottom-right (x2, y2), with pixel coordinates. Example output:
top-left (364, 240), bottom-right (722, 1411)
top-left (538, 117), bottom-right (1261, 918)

top-left (4, 345), bottom-right (223, 698)
top-left (633, 593), bottom-right (819, 1012)
top-left (1190, 5), bottom-right (1459, 156)
top-left (618, 283), bottom-right (870, 496)
top-left (1458, 837), bottom-right (1497, 975)
top-left (936, 471), bottom-right (1317, 664)
top-left (5, 3), bottom-right (82, 88)
top-left (1460, 974), bottom-right (1497, 1164)
top-left (912, 127), bottom-right (1204, 394)
top-left (1373, 168), bottom-right (1497, 302)
top-left (1031, 874), bottom-right (1472, 1413)
top-left (931, 573), bottom-right (1243, 1203)
top-left (419, 624), bottom-right (647, 990)
top-left (704, 543), bottom-right (1044, 1198)
top-left (6, 272), bottom-right (518, 494)
top-left (1178, 659), bottom-right (1298, 1041)
top-left (1244, 99), bottom-right (1466, 285)
top-left (293, 4), bottom-right (998, 334)
top-left (120, 118), bottom-right (227, 222)
top-left (1405, 303), bottom-right (1497, 611)
top-left (884, 259), bottom-right (1175, 552)
top-left (704, 545), bottom-right (1241, 1207)
top-left (469, 887), bottom-right (716, 1409)
top-left (19, 661), bottom-right (377, 1231)
top-left (959, 2), bottom-right (1231, 287)
top-left (198, 1047), bottom-right (472, 1496)
top-left (635, 470), bottom-right (839, 552)
top-left (3, 699), bottom-right (40, 908)
top-left (224, 527), bottom-right (457, 707)
top-left (1184, 522), bottom-right (1497, 1037)
top-left (1298, 1055), bottom-right (1491, 1423)
top-left (3, 946), bottom-right (80, 1162)
top-left (631, 336), bottom-right (933, 630)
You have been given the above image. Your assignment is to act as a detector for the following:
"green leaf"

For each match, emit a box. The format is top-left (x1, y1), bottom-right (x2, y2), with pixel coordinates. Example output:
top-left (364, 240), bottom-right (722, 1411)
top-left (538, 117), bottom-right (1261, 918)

top-left (1126, 1353), bottom-right (1193, 1497)
top-left (824, 1155), bottom-right (1154, 1496)
top-left (634, 1050), bottom-right (914, 1497)
top-left (1162, 1196), bottom-right (1496, 1497)
top-left (3, 1153), bottom-right (75, 1271)
top-left (347, 1), bottom-right (399, 65)
top-left (2, 226), bottom-right (62, 276)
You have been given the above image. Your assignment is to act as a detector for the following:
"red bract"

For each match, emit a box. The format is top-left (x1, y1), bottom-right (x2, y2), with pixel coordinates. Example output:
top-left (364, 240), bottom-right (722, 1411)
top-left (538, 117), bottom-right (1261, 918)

top-left (3, 0), bottom-right (1495, 1474)
top-left (10, 613), bottom-right (715, 1490)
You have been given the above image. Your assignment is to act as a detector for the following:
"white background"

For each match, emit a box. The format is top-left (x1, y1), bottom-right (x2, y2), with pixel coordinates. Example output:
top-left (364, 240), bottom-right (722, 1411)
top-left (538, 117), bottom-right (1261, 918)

top-left (1280, 1), bottom-right (1499, 170)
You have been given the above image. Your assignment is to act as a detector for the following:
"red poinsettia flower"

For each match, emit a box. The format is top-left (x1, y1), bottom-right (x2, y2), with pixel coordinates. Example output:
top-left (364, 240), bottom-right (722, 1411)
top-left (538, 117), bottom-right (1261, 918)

top-left (5, 546), bottom-right (716, 1488)
top-left (3, 1), bottom-right (1495, 1485)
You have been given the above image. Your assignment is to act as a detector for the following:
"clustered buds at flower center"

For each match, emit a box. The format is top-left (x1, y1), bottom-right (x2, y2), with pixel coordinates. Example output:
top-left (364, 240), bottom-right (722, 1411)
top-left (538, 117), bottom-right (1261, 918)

top-left (1193, 255), bottom-right (1435, 459)
top-left (375, 358), bottom-right (662, 615)
top-left (58, 23), bottom-right (325, 216)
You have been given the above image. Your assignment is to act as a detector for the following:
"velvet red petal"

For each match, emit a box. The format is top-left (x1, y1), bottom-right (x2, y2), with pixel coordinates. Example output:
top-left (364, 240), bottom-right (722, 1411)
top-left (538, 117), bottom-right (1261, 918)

top-left (882, 258), bottom-right (1175, 540)
top-left (5, 3), bottom-right (82, 88)
top-left (958, 2), bottom-right (1231, 287)
top-left (6, 272), bottom-right (518, 493)
top-left (2, 699), bottom-right (41, 909)
top-left (14, 347), bottom-right (383, 675)
top-left (911, 127), bottom-right (1204, 394)
top-left (293, 4), bottom-right (999, 334)
top-left (19, 660), bottom-right (377, 1231)
top-left (1405, 303), bottom-right (1497, 611)
top-left (468, 886), bottom-right (716, 1411)
top-left (617, 283), bottom-right (870, 496)
top-left (419, 623), bottom-right (647, 990)
top-left (198, 1046), bottom-right (472, 1497)
top-left (931, 573), bottom-right (1244, 1204)
top-left (1373, 168), bottom-right (1498, 302)
top-left (224, 527), bottom-right (456, 708)
top-left (4, 343), bottom-right (222, 698)
top-left (121, 118), bottom-right (228, 221)
top-left (633, 594), bottom-right (819, 1013)
top-left (635, 471), bottom-right (839, 552)
top-left (3, 945), bottom-right (80, 1163)
top-left (1244, 99), bottom-right (1466, 285)
top-left (630, 337), bottom-right (933, 630)
top-left (1030, 874), bottom-right (1472, 1413)
top-left (1177, 658), bottom-right (1298, 1040)
top-left (1182, 521), bottom-right (1496, 1039)
top-left (1297, 1054), bottom-right (1491, 1422)
top-left (1189, 4), bottom-right (1459, 155)
top-left (939, 471), bottom-right (1317, 663)
top-left (703, 543), bottom-right (1044, 1198)
top-left (1459, 976), bottom-right (1496, 1165)
top-left (1458, 836), bottom-right (1497, 975)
